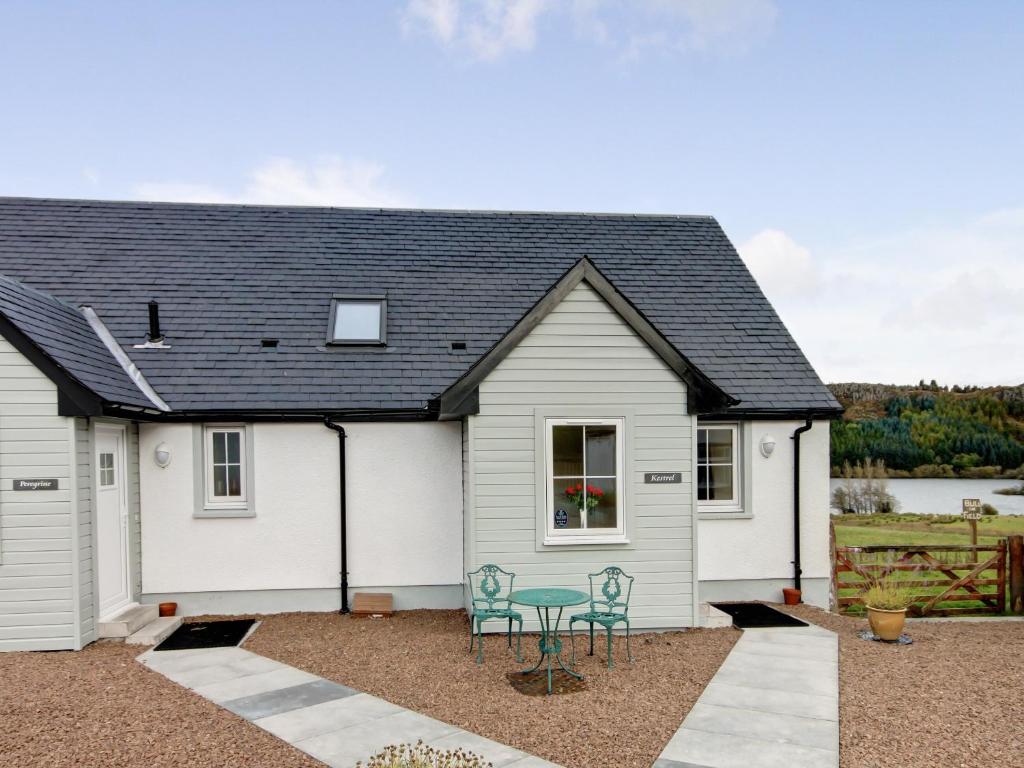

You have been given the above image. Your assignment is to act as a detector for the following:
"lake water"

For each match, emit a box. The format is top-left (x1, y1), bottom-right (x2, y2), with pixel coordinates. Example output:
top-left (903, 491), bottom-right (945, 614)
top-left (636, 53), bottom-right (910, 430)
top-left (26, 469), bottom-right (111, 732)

top-left (829, 477), bottom-right (1024, 516)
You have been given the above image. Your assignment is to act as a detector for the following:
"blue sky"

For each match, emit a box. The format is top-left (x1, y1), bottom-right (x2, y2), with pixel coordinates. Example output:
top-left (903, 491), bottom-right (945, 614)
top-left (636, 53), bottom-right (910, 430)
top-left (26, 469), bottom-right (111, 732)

top-left (1, 1), bottom-right (1021, 385)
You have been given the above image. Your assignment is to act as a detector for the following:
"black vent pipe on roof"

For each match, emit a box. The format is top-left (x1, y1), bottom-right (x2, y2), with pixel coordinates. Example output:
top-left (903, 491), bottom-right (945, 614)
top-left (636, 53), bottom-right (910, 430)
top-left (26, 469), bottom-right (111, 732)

top-left (791, 419), bottom-right (814, 594)
top-left (323, 418), bottom-right (350, 614)
top-left (147, 300), bottom-right (164, 343)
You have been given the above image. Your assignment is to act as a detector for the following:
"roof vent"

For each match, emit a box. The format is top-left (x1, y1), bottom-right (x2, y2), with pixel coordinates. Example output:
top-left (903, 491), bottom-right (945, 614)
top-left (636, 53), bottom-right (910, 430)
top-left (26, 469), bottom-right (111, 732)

top-left (147, 300), bottom-right (164, 344)
top-left (132, 299), bottom-right (170, 348)
top-left (450, 341), bottom-right (467, 351)
top-left (261, 338), bottom-right (279, 348)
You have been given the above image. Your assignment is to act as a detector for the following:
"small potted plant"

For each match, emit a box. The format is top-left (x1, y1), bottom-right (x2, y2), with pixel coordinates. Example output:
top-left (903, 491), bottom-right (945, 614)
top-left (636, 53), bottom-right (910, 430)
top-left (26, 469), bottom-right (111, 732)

top-left (863, 578), bottom-right (914, 641)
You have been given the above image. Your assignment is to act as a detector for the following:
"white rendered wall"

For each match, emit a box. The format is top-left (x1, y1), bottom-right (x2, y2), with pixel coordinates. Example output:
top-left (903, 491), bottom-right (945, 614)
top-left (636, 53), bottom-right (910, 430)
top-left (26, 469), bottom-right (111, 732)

top-left (139, 421), bottom-right (463, 601)
top-left (697, 420), bottom-right (831, 605)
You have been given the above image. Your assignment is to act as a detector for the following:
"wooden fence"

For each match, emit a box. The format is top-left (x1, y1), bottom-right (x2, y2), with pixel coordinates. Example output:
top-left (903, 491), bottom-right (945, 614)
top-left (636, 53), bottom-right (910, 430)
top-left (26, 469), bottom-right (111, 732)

top-left (833, 541), bottom-right (1008, 617)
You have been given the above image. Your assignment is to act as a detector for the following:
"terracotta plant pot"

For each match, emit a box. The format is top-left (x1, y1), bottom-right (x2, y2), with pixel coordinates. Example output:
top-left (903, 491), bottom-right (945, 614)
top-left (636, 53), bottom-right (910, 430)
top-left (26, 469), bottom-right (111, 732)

top-left (158, 602), bottom-right (178, 618)
top-left (782, 587), bottom-right (802, 605)
top-left (867, 606), bottom-right (906, 641)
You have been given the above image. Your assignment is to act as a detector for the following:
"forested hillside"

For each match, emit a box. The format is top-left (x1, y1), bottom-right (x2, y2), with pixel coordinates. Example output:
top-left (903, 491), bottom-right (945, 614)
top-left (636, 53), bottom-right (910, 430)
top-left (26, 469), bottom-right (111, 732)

top-left (829, 383), bottom-right (1024, 477)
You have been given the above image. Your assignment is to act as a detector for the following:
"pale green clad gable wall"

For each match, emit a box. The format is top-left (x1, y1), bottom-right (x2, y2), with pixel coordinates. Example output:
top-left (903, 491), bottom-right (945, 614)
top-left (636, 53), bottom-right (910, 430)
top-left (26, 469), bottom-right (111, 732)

top-left (0, 333), bottom-right (80, 650)
top-left (466, 281), bottom-right (696, 629)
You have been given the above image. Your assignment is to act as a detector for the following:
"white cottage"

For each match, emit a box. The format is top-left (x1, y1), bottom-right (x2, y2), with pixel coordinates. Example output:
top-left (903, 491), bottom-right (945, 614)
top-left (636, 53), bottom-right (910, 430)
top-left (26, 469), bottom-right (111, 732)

top-left (0, 198), bottom-right (840, 650)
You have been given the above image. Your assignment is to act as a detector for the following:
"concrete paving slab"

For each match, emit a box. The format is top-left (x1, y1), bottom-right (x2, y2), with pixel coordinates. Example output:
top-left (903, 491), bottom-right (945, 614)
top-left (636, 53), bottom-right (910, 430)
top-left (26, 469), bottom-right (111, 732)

top-left (681, 702), bottom-right (838, 751)
top-left (193, 666), bottom-right (320, 703)
top-left (732, 638), bottom-right (837, 662)
top-left (139, 646), bottom-right (257, 675)
top-left (429, 730), bottom-right (537, 767)
top-left (720, 649), bottom-right (837, 678)
top-left (501, 757), bottom-right (564, 768)
top-left (223, 679), bottom-right (359, 720)
top-left (294, 711), bottom-right (459, 768)
top-left (661, 728), bottom-right (836, 768)
top-left (712, 660), bottom-right (838, 698)
top-left (699, 681), bottom-right (837, 722)
top-left (254, 693), bottom-right (402, 743)
top-left (653, 622), bottom-right (838, 768)
top-left (163, 655), bottom-right (286, 689)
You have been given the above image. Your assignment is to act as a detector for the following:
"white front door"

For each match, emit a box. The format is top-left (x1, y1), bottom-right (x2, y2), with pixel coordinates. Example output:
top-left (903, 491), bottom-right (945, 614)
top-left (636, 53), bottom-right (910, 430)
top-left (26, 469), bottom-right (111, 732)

top-left (95, 426), bottom-right (131, 618)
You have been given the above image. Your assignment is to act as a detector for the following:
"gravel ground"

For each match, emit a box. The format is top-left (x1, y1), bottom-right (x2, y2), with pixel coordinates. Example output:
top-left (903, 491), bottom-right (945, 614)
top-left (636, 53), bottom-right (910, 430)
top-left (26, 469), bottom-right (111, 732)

top-left (0, 641), bottom-right (320, 768)
top-left (783, 604), bottom-right (1024, 768)
top-left (246, 609), bottom-right (737, 768)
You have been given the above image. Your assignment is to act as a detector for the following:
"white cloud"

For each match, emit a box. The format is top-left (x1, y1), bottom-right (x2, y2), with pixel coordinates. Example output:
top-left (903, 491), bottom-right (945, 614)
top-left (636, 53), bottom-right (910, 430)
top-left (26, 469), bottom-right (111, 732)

top-left (134, 156), bottom-right (410, 208)
top-left (738, 228), bottom-right (818, 298)
top-left (738, 211), bottom-right (1024, 387)
top-left (402, 0), bottom-right (548, 60)
top-left (402, 0), bottom-right (776, 60)
top-left (737, 210), bottom-right (1024, 387)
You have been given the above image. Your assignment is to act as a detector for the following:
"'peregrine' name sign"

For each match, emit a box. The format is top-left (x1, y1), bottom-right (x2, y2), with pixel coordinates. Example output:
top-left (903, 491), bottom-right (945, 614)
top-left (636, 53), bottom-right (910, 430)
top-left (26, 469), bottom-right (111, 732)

top-left (14, 478), bottom-right (58, 491)
top-left (644, 472), bottom-right (682, 484)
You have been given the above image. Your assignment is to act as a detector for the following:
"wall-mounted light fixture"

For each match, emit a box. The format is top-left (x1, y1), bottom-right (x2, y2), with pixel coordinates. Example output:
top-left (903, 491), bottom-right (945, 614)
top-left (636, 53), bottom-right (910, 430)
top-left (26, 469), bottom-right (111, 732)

top-left (154, 442), bottom-right (172, 468)
top-left (759, 435), bottom-right (776, 458)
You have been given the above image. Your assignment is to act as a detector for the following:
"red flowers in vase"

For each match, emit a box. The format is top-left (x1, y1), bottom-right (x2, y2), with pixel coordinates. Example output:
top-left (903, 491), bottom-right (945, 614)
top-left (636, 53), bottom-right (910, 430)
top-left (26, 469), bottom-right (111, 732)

top-left (563, 482), bottom-right (604, 513)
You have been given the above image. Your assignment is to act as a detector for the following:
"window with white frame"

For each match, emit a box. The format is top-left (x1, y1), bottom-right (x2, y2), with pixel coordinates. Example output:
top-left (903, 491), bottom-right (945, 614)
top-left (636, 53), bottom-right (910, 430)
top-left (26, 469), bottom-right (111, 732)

top-left (204, 426), bottom-right (246, 507)
top-left (546, 418), bottom-right (625, 541)
top-left (697, 424), bottom-right (740, 510)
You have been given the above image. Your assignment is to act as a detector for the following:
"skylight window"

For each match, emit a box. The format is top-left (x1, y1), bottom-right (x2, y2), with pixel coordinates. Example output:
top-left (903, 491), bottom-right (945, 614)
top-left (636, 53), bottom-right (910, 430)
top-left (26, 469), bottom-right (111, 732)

top-left (328, 296), bottom-right (386, 345)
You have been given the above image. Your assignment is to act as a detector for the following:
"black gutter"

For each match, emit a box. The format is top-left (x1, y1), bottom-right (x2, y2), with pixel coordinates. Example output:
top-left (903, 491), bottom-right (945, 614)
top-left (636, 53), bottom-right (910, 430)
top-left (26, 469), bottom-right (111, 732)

top-left (323, 418), bottom-right (350, 614)
top-left (791, 419), bottom-right (814, 594)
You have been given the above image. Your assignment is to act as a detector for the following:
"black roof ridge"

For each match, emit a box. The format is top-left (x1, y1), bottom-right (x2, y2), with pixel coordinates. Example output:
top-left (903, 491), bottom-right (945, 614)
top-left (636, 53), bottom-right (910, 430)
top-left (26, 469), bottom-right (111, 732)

top-left (0, 195), bottom-right (718, 222)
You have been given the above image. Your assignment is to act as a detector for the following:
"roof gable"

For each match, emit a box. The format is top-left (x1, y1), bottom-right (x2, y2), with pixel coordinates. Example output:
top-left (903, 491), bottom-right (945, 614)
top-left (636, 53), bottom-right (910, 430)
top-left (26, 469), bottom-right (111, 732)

top-left (437, 258), bottom-right (736, 418)
top-left (0, 274), bottom-right (158, 413)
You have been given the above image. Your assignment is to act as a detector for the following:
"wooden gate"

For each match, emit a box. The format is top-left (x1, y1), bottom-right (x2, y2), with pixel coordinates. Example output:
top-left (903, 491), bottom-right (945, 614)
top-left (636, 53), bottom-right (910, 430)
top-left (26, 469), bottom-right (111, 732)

top-left (833, 542), bottom-right (1007, 616)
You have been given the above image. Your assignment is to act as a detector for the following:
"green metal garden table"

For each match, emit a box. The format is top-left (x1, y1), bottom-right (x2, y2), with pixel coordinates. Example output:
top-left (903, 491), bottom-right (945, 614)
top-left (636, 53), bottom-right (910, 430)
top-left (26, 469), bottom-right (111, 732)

top-left (508, 587), bottom-right (588, 695)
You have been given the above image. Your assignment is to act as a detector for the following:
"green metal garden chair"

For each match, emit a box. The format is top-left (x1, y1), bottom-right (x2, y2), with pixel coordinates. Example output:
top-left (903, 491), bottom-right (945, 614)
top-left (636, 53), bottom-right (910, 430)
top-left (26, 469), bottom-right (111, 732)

top-left (569, 566), bottom-right (635, 669)
top-left (466, 564), bottom-right (523, 664)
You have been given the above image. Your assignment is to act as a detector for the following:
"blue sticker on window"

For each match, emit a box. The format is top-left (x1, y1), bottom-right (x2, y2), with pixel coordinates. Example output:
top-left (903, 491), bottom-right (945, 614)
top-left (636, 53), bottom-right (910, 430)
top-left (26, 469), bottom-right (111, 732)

top-left (554, 508), bottom-right (568, 528)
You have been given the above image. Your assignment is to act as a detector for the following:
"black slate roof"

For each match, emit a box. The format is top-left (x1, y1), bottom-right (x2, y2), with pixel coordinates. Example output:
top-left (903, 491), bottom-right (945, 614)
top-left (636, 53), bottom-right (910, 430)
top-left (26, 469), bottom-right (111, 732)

top-left (0, 273), bottom-right (153, 408)
top-left (0, 197), bottom-right (840, 415)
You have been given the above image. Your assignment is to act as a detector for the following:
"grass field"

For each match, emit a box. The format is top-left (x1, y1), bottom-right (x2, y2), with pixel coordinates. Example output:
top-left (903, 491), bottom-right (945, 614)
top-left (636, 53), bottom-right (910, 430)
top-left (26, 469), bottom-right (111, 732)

top-left (831, 513), bottom-right (1021, 614)
top-left (832, 512), bottom-right (1024, 547)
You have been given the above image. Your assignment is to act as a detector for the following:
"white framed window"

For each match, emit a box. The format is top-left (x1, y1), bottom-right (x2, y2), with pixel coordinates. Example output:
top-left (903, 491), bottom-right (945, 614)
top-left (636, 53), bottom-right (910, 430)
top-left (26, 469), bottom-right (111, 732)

top-left (98, 452), bottom-right (116, 487)
top-left (327, 296), bottom-right (386, 345)
top-left (203, 426), bottom-right (247, 510)
top-left (697, 423), bottom-right (741, 511)
top-left (545, 418), bottom-right (625, 543)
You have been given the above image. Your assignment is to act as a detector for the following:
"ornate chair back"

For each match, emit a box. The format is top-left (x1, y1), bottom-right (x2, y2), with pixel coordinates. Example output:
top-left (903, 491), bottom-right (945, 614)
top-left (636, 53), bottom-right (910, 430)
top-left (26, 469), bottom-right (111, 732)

top-left (588, 566), bottom-right (634, 616)
top-left (467, 564), bottom-right (516, 611)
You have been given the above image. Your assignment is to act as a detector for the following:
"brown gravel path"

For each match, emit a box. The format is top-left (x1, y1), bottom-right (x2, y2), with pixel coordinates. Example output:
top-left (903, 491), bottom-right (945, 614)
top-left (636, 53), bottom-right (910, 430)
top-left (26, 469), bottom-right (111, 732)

top-left (783, 604), bottom-right (1024, 768)
top-left (246, 609), bottom-right (738, 768)
top-left (0, 641), bottom-right (320, 768)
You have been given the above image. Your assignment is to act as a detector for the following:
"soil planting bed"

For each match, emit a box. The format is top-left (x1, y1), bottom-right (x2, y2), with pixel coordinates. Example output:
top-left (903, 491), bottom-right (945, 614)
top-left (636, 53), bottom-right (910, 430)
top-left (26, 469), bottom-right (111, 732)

top-left (246, 609), bottom-right (737, 768)
top-left (783, 604), bottom-right (1024, 768)
top-left (0, 641), bottom-right (319, 768)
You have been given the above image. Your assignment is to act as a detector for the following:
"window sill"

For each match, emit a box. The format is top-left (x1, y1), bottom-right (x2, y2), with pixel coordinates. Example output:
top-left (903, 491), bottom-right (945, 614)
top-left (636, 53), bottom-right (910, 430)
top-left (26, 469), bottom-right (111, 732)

top-left (698, 511), bottom-right (752, 520)
top-left (193, 508), bottom-right (256, 519)
top-left (543, 536), bottom-right (630, 546)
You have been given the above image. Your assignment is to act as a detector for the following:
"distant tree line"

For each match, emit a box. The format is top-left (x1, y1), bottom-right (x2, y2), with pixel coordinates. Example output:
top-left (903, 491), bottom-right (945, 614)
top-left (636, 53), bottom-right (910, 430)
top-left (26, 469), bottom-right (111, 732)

top-left (829, 385), bottom-right (1024, 477)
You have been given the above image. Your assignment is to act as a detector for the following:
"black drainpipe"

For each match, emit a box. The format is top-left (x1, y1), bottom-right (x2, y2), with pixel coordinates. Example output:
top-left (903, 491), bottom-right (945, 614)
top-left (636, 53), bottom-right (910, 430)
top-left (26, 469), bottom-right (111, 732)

top-left (791, 419), bottom-right (814, 594)
top-left (323, 418), bottom-right (349, 614)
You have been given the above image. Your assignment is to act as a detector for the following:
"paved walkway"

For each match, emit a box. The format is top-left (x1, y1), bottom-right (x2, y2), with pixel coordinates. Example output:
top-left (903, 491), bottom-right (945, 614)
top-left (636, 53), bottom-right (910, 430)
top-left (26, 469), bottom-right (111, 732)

top-left (138, 644), bottom-right (560, 768)
top-left (653, 622), bottom-right (839, 768)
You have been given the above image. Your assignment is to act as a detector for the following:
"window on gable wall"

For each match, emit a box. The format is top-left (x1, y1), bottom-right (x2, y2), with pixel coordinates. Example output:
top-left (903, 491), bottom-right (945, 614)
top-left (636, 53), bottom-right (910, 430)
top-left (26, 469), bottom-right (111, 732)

top-left (545, 418), bottom-right (625, 542)
top-left (697, 424), bottom-right (741, 511)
